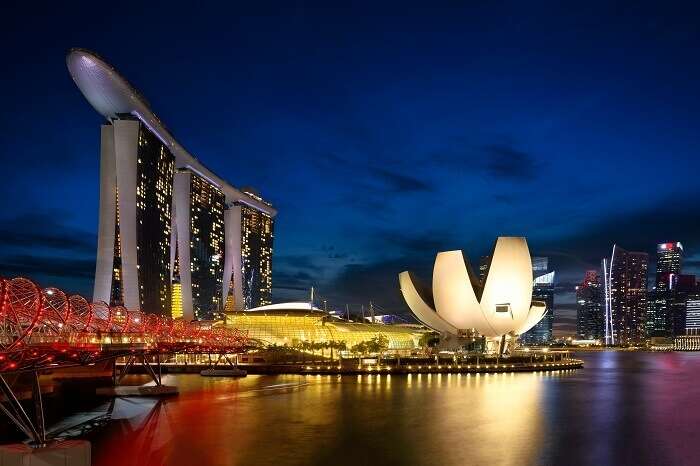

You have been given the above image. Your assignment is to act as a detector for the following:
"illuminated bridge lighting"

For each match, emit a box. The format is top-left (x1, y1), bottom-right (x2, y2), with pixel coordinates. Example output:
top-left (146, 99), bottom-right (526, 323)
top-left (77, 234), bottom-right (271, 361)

top-left (0, 276), bottom-right (249, 374)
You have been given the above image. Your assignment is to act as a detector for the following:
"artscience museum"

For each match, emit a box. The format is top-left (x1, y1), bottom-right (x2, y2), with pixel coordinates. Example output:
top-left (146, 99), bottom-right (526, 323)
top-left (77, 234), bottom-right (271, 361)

top-left (399, 237), bottom-right (548, 353)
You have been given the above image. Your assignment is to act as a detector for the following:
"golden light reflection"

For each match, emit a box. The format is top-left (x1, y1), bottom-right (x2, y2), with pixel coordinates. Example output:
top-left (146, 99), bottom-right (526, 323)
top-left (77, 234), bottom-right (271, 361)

top-left (92, 372), bottom-right (555, 466)
top-left (395, 371), bottom-right (545, 466)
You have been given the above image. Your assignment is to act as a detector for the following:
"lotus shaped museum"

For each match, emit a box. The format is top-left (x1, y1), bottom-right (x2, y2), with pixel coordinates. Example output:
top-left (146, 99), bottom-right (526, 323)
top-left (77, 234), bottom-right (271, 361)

top-left (399, 237), bottom-right (547, 347)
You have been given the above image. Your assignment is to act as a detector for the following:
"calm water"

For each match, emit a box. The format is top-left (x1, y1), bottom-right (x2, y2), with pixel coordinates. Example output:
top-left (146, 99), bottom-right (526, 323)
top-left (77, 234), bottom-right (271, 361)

top-left (88, 352), bottom-right (700, 466)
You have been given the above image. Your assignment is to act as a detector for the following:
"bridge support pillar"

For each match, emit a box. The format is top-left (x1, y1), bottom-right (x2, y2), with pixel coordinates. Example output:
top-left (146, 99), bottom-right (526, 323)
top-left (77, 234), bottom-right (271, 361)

top-left (0, 440), bottom-right (90, 466)
top-left (100, 355), bottom-right (178, 397)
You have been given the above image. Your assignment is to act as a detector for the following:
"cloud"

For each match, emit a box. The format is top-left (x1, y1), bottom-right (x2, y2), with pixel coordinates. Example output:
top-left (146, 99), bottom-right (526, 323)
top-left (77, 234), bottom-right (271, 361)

top-left (481, 144), bottom-right (540, 180)
top-left (316, 152), bottom-right (434, 194)
top-left (0, 212), bottom-right (96, 295)
top-left (272, 269), bottom-right (315, 291)
top-left (371, 229), bottom-right (459, 259)
top-left (0, 254), bottom-right (95, 279)
top-left (0, 254), bottom-right (95, 297)
top-left (430, 141), bottom-right (544, 185)
top-left (325, 258), bottom-right (412, 310)
top-left (542, 193), bottom-right (700, 270)
top-left (0, 213), bottom-right (96, 254)
top-left (318, 229), bottom-right (459, 311)
top-left (333, 192), bottom-right (395, 215)
top-left (274, 254), bottom-right (318, 272)
top-left (373, 168), bottom-right (432, 193)
top-left (493, 193), bottom-right (518, 204)
top-left (272, 255), bottom-right (317, 292)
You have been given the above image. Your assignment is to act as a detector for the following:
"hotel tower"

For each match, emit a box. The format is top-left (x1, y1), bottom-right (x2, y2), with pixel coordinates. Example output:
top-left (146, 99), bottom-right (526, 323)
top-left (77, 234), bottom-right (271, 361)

top-left (67, 49), bottom-right (276, 320)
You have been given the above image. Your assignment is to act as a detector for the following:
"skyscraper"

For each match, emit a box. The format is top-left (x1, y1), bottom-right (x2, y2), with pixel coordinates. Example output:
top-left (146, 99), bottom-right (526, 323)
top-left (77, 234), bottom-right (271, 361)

top-left (93, 116), bottom-right (175, 316)
top-left (67, 49), bottom-right (277, 318)
top-left (232, 189), bottom-right (275, 309)
top-left (655, 242), bottom-right (683, 292)
top-left (647, 289), bottom-right (671, 337)
top-left (648, 242), bottom-right (689, 338)
top-left (602, 245), bottom-right (648, 345)
top-left (671, 274), bottom-right (696, 336)
top-left (520, 257), bottom-right (554, 345)
top-left (576, 270), bottom-right (604, 340)
top-left (174, 169), bottom-right (226, 320)
top-left (685, 295), bottom-right (700, 333)
top-left (675, 284), bottom-right (700, 350)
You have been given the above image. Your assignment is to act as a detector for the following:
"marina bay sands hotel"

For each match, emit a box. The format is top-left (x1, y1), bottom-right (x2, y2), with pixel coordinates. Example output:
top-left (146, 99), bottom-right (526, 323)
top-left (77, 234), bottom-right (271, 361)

top-left (67, 49), bottom-right (276, 320)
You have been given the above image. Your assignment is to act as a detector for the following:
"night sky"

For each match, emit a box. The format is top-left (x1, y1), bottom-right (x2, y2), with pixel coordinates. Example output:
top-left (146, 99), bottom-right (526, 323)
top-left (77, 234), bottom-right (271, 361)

top-left (2, 2), bottom-right (700, 335)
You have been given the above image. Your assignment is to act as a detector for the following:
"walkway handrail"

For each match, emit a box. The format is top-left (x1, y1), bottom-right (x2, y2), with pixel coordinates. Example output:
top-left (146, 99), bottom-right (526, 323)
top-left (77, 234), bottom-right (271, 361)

top-left (0, 276), bottom-right (249, 373)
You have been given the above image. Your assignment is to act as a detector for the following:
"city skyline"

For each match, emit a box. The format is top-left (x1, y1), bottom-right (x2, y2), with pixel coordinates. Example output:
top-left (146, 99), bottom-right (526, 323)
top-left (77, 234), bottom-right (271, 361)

top-left (3, 6), bottom-right (700, 466)
top-left (3, 3), bottom-right (700, 336)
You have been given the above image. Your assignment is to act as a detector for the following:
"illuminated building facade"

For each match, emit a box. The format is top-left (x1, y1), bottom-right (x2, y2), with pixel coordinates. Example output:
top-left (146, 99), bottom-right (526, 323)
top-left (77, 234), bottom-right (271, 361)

top-left (576, 270), bottom-right (604, 340)
top-left (399, 237), bottom-right (548, 353)
top-left (655, 242), bottom-right (683, 292)
top-left (674, 333), bottom-right (700, 351)
top-left (171, 276), bottom-right (183, 319)
top-left (92, 116), bottom-right (175, 316)
top-left (67, 49), bottom-right (277, 318)
top-left (602, 245), bottom-right (648, 345)
top-left (226, 303), bottom-right (425, 351)
top-left (480, 255), bottom-right (552, 345)
top-left (647, 290), bottom-right (671, 338)
top-left (236, 190), bottom-right (274, 309)
top-left (648, 243), bottom-right (693, 337)
top-left (671, 274), bottom-right (696, 336)
top-left (174, 169), bottom-right (226, 319)
top-left (685, 295), bottom-right (700, 332)
top-left (674, 294), bottom-right (700, 350)
top-left (518, 258), bottom-right (554, 345)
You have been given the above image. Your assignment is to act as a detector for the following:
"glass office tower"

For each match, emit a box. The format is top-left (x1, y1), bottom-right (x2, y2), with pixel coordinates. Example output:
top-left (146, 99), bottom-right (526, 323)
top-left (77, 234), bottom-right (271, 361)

top-left (602, 245), bottom-right (648, 345)
top-left (576, 270), bottom-right (604, 340)
top-left (655, 242), bottom-right (683, 292)
top-left (520, 257), bottom-right (554, 345)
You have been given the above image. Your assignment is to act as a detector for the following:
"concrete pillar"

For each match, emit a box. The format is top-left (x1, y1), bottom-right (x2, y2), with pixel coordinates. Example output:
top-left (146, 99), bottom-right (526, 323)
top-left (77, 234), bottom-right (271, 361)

top-left (0, 440), bottom-right (90, 466)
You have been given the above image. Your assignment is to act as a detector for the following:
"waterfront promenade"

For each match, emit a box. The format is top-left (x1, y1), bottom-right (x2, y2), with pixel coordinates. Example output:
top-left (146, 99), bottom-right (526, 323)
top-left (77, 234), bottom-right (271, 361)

top-left (144, 351), bottom-right (582, 375)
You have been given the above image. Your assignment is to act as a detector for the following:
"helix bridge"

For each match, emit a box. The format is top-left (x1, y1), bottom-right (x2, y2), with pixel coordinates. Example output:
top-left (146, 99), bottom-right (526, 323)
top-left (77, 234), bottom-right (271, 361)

top-left (0, 276), bottom-right (248, 446)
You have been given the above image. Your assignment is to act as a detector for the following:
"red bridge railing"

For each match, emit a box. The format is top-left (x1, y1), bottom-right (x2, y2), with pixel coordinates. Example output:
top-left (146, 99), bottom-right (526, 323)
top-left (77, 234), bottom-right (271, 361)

top-left (0, 276), bottom-right (248, 373)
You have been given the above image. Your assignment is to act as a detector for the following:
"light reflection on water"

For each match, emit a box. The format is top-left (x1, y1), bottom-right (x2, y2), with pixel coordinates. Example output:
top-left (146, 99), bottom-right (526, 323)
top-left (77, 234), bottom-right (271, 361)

top-left (90, 352), bottom-right (700, 466)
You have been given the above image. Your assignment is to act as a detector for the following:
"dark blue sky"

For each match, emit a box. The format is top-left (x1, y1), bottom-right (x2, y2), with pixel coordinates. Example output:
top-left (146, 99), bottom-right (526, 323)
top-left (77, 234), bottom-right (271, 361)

top-left (2, 1), bottom-right (700, 334)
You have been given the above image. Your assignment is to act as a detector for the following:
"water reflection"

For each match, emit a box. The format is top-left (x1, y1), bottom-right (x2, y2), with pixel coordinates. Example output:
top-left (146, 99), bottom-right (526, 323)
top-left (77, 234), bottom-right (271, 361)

top-left (87, 353), bottom-right (700, 466)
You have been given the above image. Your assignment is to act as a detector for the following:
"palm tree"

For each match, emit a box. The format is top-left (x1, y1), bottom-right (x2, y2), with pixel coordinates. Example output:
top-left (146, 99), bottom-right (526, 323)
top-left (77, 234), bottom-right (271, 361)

top-left (299, 341), bottom-right (312, 362)
top-left (328, 341), bottom-right (336, 361)
top-left (367, 335), bottom-right (389, 364)
top-left (335, 341), bottom-right (347, 365)
top-left (351, 341), bottom-right (367, 355)
top-left (311, 341), bottom-right (323, 360)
